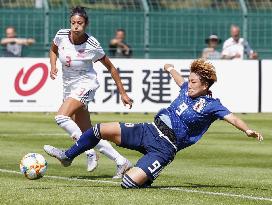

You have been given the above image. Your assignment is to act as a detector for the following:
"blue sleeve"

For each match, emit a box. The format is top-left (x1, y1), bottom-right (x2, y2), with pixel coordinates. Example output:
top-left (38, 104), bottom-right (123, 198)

top-left (180, 82), bottom-right (188, 92)
top-left (210, 99), bottom-right (231, 120)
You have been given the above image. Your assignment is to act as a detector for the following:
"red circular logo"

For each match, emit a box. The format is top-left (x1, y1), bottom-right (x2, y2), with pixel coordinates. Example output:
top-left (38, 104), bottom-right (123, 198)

top-left (14, 63), bottom-right (48, 96)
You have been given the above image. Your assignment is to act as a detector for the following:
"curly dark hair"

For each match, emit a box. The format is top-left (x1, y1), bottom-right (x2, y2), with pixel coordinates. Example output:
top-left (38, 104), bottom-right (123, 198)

top-left (70, 6), bottom-right (88, 24)
top-left (190, 59), bottom-right (217, 88)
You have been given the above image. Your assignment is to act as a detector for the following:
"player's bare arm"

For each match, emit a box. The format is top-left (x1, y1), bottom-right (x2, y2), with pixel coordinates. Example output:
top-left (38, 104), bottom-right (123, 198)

top-left (100, 56), bottom-right (133, 108)
top-left (223, 113), bottom-right (263, 141)
top-left (49, 42), bottom-right (58, 80)
top-left (164, 64), bottom-right (184, 86)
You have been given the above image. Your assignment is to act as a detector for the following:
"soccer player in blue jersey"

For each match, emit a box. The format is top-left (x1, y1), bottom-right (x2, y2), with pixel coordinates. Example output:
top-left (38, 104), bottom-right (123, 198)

top-left (44, 59), bottom-right (263, 188)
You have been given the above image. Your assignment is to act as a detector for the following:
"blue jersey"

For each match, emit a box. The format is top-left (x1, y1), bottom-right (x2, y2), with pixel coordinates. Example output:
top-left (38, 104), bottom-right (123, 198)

top-left (156, 82), bottom-right (231, 151)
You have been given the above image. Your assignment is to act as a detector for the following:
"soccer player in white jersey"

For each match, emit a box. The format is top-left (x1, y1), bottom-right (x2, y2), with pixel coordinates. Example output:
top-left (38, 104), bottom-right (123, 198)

top-left (49, 6), bottom-right (133, 178)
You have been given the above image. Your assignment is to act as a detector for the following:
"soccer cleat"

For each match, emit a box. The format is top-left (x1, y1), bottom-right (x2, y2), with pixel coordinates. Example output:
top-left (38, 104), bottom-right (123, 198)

top-left (112, 159), bottom-right (133, 179)
top-left (86, 152), bottom-right (99, 172)
top-left (43, 145), bottom-right (72, 167)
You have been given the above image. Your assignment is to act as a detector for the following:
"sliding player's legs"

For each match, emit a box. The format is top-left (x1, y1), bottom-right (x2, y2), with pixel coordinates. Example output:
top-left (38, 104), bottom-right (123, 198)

top-left (72, 106), bottom-right (97, 171)
top-left (118, 123), bottom-right (176, 188)
top-left (74, 110), bottom-right (130, 178)
top-left (44, 122), bottom-right (176, 188)
top-left (44, 122), bottom-right (150, 187)
top-left (121, 153), bottom-right (167, 189)
top-left (44, 122), bottom-right (132, 177)
top-left (55, 97), bottom-right (99, 171)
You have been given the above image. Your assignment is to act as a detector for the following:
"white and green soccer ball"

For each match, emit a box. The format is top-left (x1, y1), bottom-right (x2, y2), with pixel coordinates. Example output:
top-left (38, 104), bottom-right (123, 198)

top-left (20, 153), bottom-right (48, 180)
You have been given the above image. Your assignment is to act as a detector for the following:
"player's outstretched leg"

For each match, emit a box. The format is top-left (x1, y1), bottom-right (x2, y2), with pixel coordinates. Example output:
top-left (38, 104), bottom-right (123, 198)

top-left (55, 98), bottom-right (99, 172)
top-left (44, 123), bottom-right (132, 178)
top-left (74, 107), bottom-right (131, 175)
top-left (44, 124), bottom-right (101, 166)
top-left (43, 145), bottom-right (72, 167)
top-left (55, 114), bottom-right (99, 172)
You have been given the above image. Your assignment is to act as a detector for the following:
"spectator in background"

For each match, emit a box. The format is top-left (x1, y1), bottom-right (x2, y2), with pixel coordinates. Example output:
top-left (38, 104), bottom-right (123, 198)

top-left (109, 29), bottom-right (132, 58)
top-left (222, 25), bottom-right (258, 59)
top-left (201, 34), bottom-right (221, 60)
top-left (1, 26), bottom-right (35, 57)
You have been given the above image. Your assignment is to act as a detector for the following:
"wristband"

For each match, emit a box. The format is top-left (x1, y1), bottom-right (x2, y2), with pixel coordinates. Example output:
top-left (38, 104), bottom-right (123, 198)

top-left (166, 66), bottom-right (175, 72)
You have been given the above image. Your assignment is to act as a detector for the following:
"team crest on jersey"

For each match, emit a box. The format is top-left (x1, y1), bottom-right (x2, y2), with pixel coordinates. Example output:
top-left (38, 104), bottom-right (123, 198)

top-left (193, 98), bottom-right (206, 113)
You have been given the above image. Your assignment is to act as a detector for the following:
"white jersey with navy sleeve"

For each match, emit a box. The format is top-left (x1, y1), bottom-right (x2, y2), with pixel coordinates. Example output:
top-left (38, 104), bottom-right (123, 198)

top-left (156, 82), bottom-right (231, 151)
top-left (53, 29), bottom-right (105, 105)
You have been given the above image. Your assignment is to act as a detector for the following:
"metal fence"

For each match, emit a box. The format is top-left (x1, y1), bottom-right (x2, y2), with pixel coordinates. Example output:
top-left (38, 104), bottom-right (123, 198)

top-left (0, 0), bottom-right (271, 59)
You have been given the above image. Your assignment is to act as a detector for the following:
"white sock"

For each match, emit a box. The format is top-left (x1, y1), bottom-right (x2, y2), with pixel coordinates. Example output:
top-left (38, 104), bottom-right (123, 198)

top-left (85, 149), bottom-right (96, 156)
top-left (95, 139), bottom-right (126, 165)
top-left (55, 115), bottom-right (82, 140)
top-left (55, 115), bottom-right (95, 155)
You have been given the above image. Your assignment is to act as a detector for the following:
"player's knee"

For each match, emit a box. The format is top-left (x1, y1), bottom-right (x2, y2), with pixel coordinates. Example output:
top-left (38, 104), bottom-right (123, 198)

top-left (55, 115), bottom-right (70, 126)
top-left (121, 174), bottom-right (140, 189)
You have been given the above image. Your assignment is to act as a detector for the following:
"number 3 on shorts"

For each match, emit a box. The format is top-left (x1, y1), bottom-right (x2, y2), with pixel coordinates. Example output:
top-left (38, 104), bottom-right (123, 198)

top-left (148, 160), bottom-right (161, 174)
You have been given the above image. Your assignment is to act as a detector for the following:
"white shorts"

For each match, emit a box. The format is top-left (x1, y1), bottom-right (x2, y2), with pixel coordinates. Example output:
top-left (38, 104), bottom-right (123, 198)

top-left (63, 79), bottom-right (98, 106)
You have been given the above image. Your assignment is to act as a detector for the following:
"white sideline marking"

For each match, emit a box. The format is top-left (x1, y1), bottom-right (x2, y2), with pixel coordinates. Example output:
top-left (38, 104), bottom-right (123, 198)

top-left (161, 187), bottom-right (272, 202)
top-left (1, 168), bottom-right (272, 202)
top-left (0, 168), bottom-right (119, 185)
top-left (0, 133), bottom-right (65, 136)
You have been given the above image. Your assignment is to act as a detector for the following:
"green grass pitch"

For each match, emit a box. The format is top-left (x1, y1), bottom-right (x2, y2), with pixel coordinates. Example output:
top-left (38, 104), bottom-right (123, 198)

top-left (0, 112), bottom-right (271, 205)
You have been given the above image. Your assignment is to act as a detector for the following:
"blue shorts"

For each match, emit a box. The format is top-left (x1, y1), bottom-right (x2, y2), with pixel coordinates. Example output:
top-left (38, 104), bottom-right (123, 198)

top-left (118, 123), bottom-right (176, 181)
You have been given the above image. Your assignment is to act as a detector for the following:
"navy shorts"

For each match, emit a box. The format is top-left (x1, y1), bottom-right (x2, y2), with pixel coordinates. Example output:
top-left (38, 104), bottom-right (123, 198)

top-left (118, 123), bottom-right (176, 181)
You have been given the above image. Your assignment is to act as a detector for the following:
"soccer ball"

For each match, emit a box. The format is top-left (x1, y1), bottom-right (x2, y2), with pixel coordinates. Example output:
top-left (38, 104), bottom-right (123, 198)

top-left (20, 153), bottom-right (48, 180)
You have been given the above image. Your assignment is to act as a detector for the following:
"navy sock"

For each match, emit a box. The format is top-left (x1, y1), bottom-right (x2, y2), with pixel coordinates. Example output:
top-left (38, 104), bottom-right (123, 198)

top-left (65, 124), bottom-right (101, 159)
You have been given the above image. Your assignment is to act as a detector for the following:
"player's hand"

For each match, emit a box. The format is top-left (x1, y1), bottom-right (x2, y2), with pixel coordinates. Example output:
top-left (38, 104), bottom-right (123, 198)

top-left (246, 130), bottom-right (263, 141)
top-left (164, 64), bottom-right (174, 72)
top-left (50, 67), bottom-right (58, 80)
top-left (121, 93), bottom-right (133, 109)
